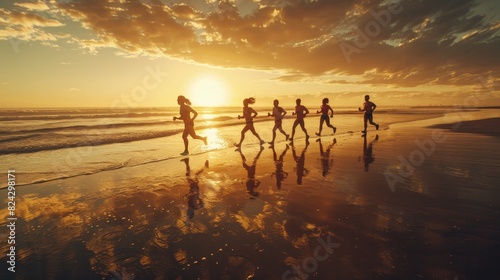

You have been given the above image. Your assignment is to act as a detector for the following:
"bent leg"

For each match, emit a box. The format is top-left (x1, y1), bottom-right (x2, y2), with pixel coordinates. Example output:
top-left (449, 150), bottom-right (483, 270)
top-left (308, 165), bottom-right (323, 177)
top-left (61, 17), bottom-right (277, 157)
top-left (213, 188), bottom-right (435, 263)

top-left (188, 127), bottom-right (206, 143)
top-left (368, 114), bottom-right (379, 130)
top-left (278, 126), bottom-right (287, 136)
top-left (368, 115), bottom-right (376, 125)
top-left (326, 117), bottom-right (334, 128)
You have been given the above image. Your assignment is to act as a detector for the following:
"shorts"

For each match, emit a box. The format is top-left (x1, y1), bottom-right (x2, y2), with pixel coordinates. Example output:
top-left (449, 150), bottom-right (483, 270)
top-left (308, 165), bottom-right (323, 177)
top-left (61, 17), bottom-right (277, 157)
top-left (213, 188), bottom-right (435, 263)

top-left (321, 114), bottom-right (329, 120)
top-left (364, 113), bottom-right (373, 121)
top-left (275, 120), bottom-right (282, 126)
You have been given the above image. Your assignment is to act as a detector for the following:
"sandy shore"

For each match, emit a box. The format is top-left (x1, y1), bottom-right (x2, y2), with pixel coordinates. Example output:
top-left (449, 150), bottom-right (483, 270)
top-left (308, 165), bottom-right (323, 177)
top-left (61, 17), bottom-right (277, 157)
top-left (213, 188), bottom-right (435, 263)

top-left (1, 110), bottom-right (499, 279)
top-left (431, 117), bottom-right (500, 138)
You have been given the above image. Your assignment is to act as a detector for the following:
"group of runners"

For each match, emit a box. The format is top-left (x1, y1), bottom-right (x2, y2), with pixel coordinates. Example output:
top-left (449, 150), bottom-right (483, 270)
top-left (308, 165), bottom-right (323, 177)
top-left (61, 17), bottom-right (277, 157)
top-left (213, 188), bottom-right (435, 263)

top-left (174, 95), bottom-right (379, 155)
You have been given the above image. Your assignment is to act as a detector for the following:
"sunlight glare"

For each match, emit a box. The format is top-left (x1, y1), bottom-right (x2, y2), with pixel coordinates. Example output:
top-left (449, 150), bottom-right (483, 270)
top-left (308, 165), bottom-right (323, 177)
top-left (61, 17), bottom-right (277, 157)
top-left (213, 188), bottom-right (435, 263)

top-left (188, 76), bottom-right (229, 107)
top-left (200, 128), bottom-right (227, 151)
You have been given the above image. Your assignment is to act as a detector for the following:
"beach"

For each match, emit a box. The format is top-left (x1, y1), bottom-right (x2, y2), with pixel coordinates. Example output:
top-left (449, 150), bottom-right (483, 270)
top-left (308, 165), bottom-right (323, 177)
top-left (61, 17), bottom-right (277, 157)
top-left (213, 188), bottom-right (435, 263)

top-left (1, 108), bottom-right (499, 279)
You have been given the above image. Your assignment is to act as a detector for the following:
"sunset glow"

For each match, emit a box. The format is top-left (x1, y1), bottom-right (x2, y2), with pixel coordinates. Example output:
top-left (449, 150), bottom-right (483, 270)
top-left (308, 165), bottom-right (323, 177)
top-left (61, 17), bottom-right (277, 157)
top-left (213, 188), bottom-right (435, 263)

top-left (188, 76), bottom-right (229, 107)
top-left (0, 0), bottom-right (499, 108)
top-left (1, 2), bottom-right (500, 279)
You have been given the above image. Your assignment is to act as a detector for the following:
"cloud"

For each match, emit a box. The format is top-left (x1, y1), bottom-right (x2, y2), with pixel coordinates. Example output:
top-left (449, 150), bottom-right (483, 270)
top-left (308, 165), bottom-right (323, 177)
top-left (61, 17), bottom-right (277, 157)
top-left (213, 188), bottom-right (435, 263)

top-left (4, 0), bottom-right (500, 87)
top-left (0, 8), bottom-right (63, 27)
top-left (0, 7), bottom-right (63, 41)
top-left (14, 2), bottom-right (50, 11)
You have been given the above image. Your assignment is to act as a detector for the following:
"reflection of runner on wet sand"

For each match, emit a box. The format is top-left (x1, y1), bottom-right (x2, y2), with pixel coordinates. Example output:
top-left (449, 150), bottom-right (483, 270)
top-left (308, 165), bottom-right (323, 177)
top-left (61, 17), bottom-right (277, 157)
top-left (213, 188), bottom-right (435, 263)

top-left (292, 141), bottom-right (309, 185)
top-left (271, 144), bottom-right (289, 189)
top-left (181, 158), bottom-right (208, 218)
top-left (361, 134), bottom-right (379, 172)
top-left (238, 146), bottom-right (264, 197)
top-left (317, 138), bottom-right (336, 177)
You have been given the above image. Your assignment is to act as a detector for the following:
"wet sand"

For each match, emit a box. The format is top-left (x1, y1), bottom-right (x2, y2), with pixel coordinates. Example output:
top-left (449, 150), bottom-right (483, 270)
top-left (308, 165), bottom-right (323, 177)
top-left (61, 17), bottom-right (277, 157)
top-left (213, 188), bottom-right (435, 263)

top-left (1, 110), bottom-right (500, 279)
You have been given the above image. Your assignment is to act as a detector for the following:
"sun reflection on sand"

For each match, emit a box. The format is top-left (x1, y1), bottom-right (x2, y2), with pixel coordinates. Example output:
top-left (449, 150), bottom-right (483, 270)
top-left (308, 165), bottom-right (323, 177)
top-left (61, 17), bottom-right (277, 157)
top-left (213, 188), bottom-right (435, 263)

top-left (200, 128), bottom-right (227, 151)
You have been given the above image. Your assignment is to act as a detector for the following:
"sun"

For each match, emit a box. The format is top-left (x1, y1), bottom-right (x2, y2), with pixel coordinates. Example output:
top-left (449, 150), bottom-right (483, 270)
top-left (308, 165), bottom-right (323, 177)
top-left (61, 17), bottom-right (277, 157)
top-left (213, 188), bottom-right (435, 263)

top-left (188, 76), bottom-right (229, 107)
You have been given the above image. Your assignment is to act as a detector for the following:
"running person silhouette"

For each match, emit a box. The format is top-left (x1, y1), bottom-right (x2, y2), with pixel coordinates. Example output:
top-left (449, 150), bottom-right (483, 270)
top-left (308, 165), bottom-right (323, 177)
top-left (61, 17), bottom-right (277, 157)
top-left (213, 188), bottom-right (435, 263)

top-left (290, 98), bottom-right (310, 142)
top-left (268, 99), bottom-right (289, 146)
top-left (358, 95), bottom-right (379, 132)
top-left (173, 95), bottom-right (207, 156)
top-left (315, 98), bottom-right (337, 136)
top-left (235, 97), bottom-right (265, 148)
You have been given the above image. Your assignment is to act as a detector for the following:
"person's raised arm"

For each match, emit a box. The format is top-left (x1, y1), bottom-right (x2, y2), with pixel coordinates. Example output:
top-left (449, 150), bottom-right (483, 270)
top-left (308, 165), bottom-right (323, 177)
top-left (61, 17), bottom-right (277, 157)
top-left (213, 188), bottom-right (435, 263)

top-left (281, 107), bottom-right (287, 117)
top-left (372, 103), bottom-right (377, 111)
top-left (304, 106), bottom-right (309, 116)
top-left (189, 107), bottom-right (198, 121)
top-left (329, 106), bottom-right (333, 117)
top-left (250, 107), bottom-right (258, 119)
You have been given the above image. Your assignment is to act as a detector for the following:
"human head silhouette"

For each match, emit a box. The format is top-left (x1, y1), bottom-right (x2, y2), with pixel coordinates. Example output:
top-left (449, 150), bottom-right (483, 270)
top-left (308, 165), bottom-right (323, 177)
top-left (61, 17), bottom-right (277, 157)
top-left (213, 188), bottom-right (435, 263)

top-left (177, 95), bottom-right (191, 105)
top-left (243, 97), bottom-right (256, 107)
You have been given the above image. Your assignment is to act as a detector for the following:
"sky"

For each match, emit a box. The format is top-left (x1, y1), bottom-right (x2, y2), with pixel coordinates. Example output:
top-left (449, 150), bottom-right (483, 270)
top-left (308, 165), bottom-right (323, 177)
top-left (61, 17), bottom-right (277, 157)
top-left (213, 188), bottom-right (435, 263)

top-left (0, 0), bottom-right (499, 108)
